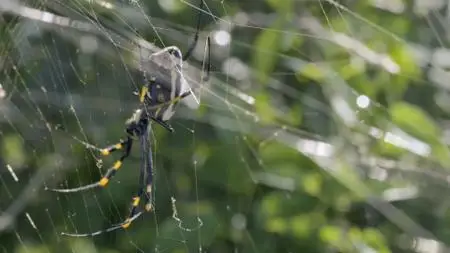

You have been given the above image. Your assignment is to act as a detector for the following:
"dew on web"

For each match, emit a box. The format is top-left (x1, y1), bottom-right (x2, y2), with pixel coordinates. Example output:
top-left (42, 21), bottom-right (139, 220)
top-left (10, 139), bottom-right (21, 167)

top-left (170, 197), bottom-right (203, 232)
top-left (5, 164), bottom-right (19, 182)
top-left (0, 84), bottom-right (6, 99)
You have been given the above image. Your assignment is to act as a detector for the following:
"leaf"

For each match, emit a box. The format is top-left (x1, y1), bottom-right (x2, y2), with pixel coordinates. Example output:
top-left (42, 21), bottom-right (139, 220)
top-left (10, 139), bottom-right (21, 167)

top-left (384, 43), bottom-right (421, 100)
top-left (388, 102), bottom-right (450, 166)
top-left (389, 102), bottom-right (440, 143)
top-left (296, 63), bottom-right (325, 82)
top-left (372, 140), bottom-right (407, 159)
top-left (362, 228), bottom-right (391, 252)
top-left (260, 193), bottom-right (282, 217)
top-left (290, 215), bottom-right (311, 238)
top-left (267, 0), bottom-right (293, 17)
top-left (390, 43), bottom-right (420, 79)
top-left (286, 103), bottom-right (302, 126)
top-left (319, 225), bottom-right (342, 243)
top-left (254, 91), bottom-right (277, 124)
top-left (339, 58), bottom-right (365, 80)
top-left (1, 134), bottom-right (26, 168)
top-left (302, 172), bottom-right (322, 196)
top-left (265, 217), bottom-right (288, 233)
top-left (252, 19), bottom-right (284, 85)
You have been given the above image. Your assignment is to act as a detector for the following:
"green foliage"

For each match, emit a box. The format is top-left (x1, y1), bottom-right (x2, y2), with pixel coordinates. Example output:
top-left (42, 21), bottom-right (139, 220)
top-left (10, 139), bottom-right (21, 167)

top-left (252, 19), bottom-right (286, 85)
top-left (389, 102), bottom-right (441, 143)
top-left (1, 134), bottom-right (26, 168)
top-left (297, 63), bottom-right (325, 82)
top-left (389, 102), bottom-right (450, 166)
top-left (0, 1), bottom-right (447, 253)
top-left (254, 91), bottom-right (277, 124)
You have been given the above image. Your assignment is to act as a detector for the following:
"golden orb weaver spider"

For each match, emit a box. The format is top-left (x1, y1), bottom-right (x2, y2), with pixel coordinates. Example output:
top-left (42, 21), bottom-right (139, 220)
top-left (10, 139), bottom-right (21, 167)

top-left (46, 0), bottom-right (210, 237)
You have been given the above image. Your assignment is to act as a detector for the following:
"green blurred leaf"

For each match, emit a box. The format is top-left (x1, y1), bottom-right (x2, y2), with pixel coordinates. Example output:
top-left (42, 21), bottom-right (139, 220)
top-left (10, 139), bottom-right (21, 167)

top-left (372, 139), bottom-right (407, 159)
top-left (1, 134), bottom-right (26, 168)
top-left (334, 194), bottom-right (352, 212)
top-left (390, 43), bottom-right (420, 79)
top-left (296, 63), bottom-right (325, 82)
top-left (285, 104), bottom-right (302, 126)
top-left (252, 19), bottom-right (284, 85)
top-left (302, 172), bottom-right (322, 196)
top-left (389, 102), bottom-right (440, 143)
top-left (362, 228), bottom-right (391, 252)
top-left (254, 92), bottom-right (277, 124)
top-left (267, 0), bottom-right (293, 18)
top-left (259, 141), bottom-right (318, 171)
top-left (260, 193), bottom-right (282, 217)
top-left (319, 225), bottom-right (341, 243)
top-left (290, 215), bottom-right (311, 238)
top-left (259, 192), bottom-right (318, 220)
top-left (265, 217), bottom-right (288, 233)
top-left (348, 226), bottom-right (363, 241)
top-left (338, 59), bottom-right (365, 80)
top-left (384, 44), bottom-right (421, 101)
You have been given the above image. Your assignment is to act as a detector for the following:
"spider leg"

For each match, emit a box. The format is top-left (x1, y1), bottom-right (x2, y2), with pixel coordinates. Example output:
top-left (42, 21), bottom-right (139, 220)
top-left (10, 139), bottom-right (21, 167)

top-left (182, 0), bottom-right (204, 61)
top-left (143, 127), bottom-right (155, 212)
top-left (151, 117), bottom-right (174, 132)
top-left (149, 90), bottom-right (193, 132)
top-left (46, 136), bottom-right (133, 193)
top-left (139, 77), bottom-right (156, 103)
top-left (121, 133), bottom-right (151, 228)
top-left (99, 139), bottom-right (128, 156)
top-left (61, 130), bottom-right (151, 237)
top-left (205, 36), bottom-right (211, 82)
top-left (61, 211), bottom-right (143, 237)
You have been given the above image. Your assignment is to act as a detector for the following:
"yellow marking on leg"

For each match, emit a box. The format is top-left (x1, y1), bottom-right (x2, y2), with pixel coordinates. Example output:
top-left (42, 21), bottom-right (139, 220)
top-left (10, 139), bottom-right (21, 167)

top-left (145, 185), bottom-right (153, 211)
top-left (173, 96), bottom-right (182, 104)
top-left (114, 143), bottom-right (123, 149)
top-left (99, 177), bottom-right (109, 187)
top-left (132, 197), bottom-right (140, 207)
top-left (155, 107), bottom-right (162, 117)
top-left (113, 161), bottom-right (122, 170)
top-left (139, 87), bottom-right (148, 103)
top-left (121, 219), bottom-right (131, 229)
top-left (100, 149), bottom-right (110, 156)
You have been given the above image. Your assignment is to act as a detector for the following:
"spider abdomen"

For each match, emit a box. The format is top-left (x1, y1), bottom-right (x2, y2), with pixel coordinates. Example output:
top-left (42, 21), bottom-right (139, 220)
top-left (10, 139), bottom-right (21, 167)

top-left (144, 79), bottom-right (182, 121)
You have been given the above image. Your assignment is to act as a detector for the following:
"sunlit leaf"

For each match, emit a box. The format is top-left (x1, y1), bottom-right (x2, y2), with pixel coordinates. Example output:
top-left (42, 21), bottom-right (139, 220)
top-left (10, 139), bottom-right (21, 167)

top-left (285, 104), bottom-right (302, 126)
top-left (389, 102), bottom-right (440, 143)
top-left (319, 225), bottom-right (341, 243)
top-left (1, 134), bottom-right (26, 168)
top-left (267, 0), bottom-right (293, 18)
top-left (252, 19), bottom-right (284, 85)
top-left (362, 228), bottom-right (391, 253)
top-left (384, 43), bottom-right (421, 100)
top-left (261, 193), bottom-right (282, 217)
top-left (265, 217), bottom-right (288, 233)
top-left (339, 58), bottom-right (365, 80)
top-left (372, 140), bottom-right (407, 159)
top-left (254, 91), bottom-right (277, 124)
top-left (290, 215), bottom-right (311, 238)
top-left (302, 172), bottom-right (322, 196)
top-left (296, 63), bottom-right (325, 82)
top-left (348, 226), bottom-right (363, 241)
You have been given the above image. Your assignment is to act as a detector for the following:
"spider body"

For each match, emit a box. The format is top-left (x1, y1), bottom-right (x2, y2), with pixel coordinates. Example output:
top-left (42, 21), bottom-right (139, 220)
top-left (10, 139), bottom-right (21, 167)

top-left (137, 45), bottom-right (199, 131)
top-left (46, 0), bottom-right (210, 237)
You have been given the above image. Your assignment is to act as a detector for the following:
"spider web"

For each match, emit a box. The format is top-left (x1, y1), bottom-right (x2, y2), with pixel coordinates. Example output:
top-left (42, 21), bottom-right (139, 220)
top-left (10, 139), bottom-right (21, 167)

top-left (1, 0), bottom-right (450, 252)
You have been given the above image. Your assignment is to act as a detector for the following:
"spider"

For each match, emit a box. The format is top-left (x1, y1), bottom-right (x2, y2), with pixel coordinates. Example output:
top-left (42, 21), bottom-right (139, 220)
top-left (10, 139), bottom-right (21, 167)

top-left (46, 0), bottom-right (210, 237)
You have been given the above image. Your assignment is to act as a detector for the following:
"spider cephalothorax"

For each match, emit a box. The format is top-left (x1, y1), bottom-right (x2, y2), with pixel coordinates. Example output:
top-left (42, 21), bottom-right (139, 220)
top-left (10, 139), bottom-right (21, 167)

top-left (137, 44), bottom-right (201, 131)
top-left (46, 0), bottom-right (210, 237)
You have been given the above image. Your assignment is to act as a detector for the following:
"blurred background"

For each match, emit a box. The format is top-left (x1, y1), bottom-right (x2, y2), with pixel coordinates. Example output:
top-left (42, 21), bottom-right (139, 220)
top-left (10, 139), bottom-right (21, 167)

top-left (1, 0), bottom-right (450, 252)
